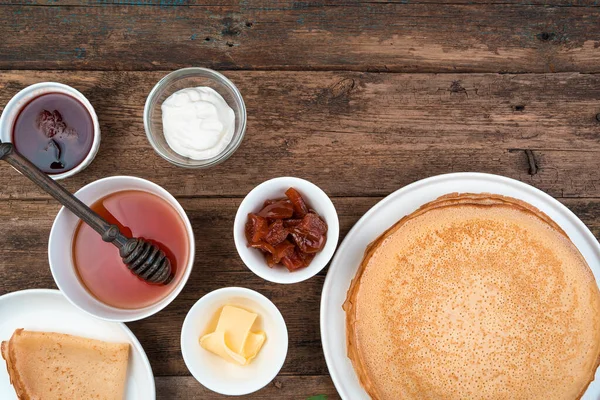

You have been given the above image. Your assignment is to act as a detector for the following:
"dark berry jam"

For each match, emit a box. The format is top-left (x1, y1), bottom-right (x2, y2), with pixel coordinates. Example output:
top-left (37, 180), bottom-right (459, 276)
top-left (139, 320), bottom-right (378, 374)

top-left (11, 92), bottom-right (94, 174)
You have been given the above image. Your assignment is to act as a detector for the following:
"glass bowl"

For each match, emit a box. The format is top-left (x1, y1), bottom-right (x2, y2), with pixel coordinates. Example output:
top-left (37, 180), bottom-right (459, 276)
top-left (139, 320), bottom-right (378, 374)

top-left (143, 68), bottom-right (246, 168)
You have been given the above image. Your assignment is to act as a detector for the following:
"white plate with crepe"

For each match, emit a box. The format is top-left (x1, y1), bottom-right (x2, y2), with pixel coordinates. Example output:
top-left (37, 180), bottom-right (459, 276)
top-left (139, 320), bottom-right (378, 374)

top-left (0, 289), bottom-right (155, 399)
top-left (321, 172), bottom-right (600, 399)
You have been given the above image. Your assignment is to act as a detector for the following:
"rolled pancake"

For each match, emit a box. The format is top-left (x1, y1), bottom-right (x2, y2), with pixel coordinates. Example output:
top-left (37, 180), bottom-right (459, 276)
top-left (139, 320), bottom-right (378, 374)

top-left (1, 329), bottom-right (129, 400)
top-left (344, 193), bottom-right (600, 400)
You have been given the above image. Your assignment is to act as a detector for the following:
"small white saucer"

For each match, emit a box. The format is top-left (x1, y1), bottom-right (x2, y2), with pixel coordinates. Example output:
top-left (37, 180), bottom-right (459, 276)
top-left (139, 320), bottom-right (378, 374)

top-left (180, 287), bottom-right (288, 396)
top-left (0, 289), bottom-right (155, 400)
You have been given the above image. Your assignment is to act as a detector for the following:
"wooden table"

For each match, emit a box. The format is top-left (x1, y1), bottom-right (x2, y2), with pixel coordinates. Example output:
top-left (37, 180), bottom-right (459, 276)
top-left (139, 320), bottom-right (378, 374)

top-left (1, 1), bottom-right (599, 398)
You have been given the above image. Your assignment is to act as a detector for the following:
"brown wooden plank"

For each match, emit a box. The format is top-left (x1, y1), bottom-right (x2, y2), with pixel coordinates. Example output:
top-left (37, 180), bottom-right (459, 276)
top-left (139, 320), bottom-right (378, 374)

top-left (0, 197), bottom-right (378, 281)
top-left (156, 375), bottom-right (339, 400)
top-left (0, 197), bottom-right (378, 376)
top-left (0, 197), bottom-right (598, 280)
top-left (1, 71), bottom-right (600, 199)
top-left (7, 1), bottom-right (598, 6)
top-left (0, 3), bottom-right (599, 72)
top-left (362, 0), bottom-right (597, 3)
top-left (1, 196), bottom-right (599, 375)
top-left (131, 273), bottom-right (329, 376)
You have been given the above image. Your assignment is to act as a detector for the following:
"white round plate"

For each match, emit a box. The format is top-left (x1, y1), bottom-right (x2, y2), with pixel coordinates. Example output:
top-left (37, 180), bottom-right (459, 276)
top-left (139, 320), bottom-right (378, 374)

top-left (320, 172), bottom-right (600, 399)
top-left (0, 289), bottom-right (155, 400)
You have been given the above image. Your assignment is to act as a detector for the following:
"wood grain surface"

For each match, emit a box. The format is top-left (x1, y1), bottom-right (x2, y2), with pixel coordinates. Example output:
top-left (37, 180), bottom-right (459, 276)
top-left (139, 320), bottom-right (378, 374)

top-left (1, 2), bottom-right (599, 73)
top-left (0, 196), bottom-right (599, 379)
top-left (1, 71), bottom-right (600, 200)
top-left (1, 1), bottom-right (599, 398)
top-left (156, 376), bottom-right (339, 399)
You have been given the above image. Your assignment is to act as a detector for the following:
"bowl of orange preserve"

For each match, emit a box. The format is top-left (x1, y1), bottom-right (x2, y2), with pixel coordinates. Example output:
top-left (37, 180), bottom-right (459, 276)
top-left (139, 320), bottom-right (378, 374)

top-left (234, 177), bottom-right (339, 284)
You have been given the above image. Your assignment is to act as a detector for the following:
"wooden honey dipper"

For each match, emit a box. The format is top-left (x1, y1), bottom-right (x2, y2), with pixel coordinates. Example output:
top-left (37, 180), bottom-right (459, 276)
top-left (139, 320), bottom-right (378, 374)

top-left (0, 142), bottom-right (173, 285)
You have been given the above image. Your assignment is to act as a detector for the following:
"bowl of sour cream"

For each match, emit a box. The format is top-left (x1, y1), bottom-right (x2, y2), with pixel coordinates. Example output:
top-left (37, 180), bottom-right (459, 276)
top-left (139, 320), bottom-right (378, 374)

top-left (144, 68), bottom-right (246, 168)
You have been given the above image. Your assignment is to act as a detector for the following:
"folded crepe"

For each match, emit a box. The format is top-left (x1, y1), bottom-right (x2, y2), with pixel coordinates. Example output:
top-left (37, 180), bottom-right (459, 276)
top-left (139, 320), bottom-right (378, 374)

top-left (1, 329), bottom-right (129, 400)
top-left (344, 193), bottom-right (600, 400)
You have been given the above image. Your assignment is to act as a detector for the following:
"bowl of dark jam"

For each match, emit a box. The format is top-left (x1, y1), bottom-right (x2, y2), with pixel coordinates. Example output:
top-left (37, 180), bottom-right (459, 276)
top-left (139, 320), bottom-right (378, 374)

top-left (0, 82), bottom-right (100, 179)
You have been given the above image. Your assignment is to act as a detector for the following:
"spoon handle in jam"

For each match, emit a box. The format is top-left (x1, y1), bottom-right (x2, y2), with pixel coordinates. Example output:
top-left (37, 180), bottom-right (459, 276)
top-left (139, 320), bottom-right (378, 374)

top-left (0, 142), bottom-right (129, 249)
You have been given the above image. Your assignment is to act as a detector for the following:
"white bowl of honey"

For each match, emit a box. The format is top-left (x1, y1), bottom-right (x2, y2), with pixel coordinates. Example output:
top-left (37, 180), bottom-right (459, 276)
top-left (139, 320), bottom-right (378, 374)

top-left (48, 176), bottom-right (195, 322)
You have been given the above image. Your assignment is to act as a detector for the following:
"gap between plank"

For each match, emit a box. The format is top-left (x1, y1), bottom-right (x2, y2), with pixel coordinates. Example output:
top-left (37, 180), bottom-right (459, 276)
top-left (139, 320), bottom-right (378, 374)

top-left (0, 68), bottom-right (600, 75)
top-left (3, 196), bottom-right (600, 202)
top-left (1, 66), bottom-right (599, 74)
top-left (1, 2), bottom-right (599, 8)
top-left (153, 373), bottom-right (334, 378)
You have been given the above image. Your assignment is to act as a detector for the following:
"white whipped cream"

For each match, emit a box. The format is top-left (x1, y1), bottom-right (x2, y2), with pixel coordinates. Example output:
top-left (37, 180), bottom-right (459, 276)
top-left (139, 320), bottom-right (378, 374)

top-left (161, 87), bottom-right (235, 160)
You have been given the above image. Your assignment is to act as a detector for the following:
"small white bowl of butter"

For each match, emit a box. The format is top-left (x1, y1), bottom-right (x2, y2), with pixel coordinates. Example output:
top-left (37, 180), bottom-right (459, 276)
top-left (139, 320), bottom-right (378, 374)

top-left (144, 68), bottom-right (246, 168)
top-left (181, 287), bottom-right (288, 396)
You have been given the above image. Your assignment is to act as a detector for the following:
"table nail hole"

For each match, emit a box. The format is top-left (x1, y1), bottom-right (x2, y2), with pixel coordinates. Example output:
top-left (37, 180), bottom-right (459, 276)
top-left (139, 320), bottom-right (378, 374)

top-left (537, 32), bottom-right (555, 41)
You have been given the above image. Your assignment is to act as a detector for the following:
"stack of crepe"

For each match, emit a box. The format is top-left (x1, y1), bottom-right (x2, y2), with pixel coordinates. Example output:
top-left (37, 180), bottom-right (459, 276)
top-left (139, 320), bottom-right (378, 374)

top-left (1, 329), bottom-right (129, 400)
top-left (344, 193), bottom-right (600, 400)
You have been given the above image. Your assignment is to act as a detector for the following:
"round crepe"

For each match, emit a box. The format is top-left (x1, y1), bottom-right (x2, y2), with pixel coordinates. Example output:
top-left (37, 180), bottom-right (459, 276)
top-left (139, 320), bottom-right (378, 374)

top-left (344, 193), bottom-right (600, 400)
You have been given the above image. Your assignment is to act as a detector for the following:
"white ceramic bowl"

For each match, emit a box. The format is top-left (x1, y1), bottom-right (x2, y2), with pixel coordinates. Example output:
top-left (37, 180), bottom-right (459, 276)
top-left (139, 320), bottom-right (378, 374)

top-left (48, 176), bottom-right (195, 322)
top-left (234, 177), bottom-right (339, 284)
top-left (181, 287), bottom-right (288, 396)
top-left (0, 82), bottom-right (101, 180)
